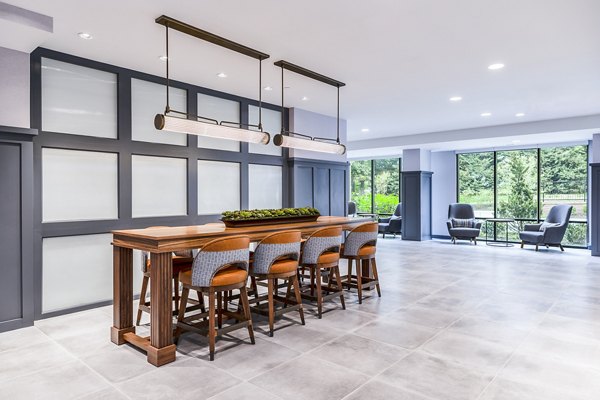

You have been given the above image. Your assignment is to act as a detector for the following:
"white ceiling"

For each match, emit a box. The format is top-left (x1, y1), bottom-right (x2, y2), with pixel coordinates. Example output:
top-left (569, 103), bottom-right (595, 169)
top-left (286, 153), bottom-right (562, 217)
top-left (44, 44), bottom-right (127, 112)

top-left (6, 0), bottom-right (600, 143)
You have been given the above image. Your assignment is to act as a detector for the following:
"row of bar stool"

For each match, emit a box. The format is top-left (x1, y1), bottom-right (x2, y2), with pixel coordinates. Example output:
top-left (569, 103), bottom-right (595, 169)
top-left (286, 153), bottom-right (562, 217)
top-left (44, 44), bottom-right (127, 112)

top-left (137, 222), bottom-right (380, 360)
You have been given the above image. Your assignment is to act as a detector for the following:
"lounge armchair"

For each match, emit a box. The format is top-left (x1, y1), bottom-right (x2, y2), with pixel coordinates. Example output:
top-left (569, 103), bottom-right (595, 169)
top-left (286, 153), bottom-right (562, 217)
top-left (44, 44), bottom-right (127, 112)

top-left (378, 203), bottom-right (402, 238)
top-left (348, 201), bottom-right (357, 217)
top-left (519, 204), bottom-right (572, 251)
top-left (446, 203), bottom-right (481, 244)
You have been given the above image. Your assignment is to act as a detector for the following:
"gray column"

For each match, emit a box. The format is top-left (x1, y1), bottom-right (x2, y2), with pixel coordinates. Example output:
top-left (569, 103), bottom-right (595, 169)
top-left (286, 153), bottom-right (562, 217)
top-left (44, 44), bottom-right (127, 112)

top-left (401, 149), bottom-right (433, 241)
top-left (590, 163), bottom-right (600, 256)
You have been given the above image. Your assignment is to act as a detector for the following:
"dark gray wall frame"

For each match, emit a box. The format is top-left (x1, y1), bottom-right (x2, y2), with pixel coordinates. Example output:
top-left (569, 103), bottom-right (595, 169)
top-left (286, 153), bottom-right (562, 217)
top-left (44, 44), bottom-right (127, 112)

top-left (590, 163), bottom-right (600, 256)
top-left (30, 47), bottom-right (291, 319)
top-left (401, 171), bottom-right (433, 241)
top-left (287, 158), bottom-right (349, 216)
top-left (0, 126), bottom-right (36, 333)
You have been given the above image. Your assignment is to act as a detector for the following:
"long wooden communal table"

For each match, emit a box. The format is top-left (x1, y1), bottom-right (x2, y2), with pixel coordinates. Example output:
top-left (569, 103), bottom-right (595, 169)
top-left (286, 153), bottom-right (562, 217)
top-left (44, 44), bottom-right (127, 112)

top-left (110, 216), bottom-right (373, 366)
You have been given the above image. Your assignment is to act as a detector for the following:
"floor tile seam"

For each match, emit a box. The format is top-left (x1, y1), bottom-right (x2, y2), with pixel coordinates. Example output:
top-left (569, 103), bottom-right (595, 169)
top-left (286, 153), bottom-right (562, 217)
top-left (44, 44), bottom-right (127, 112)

top-left (75, 360), bottom-right (134, 400)
top-left (205, 382), bottom-right (285, 400)
top-left (0, 327), bottom-right (53, 356)
top-left (339, 374), bottom-right (439, 400)
top-left (473, 290), bottom-right (564, 400)
top-left (0, 358), bottom-right (84, 386)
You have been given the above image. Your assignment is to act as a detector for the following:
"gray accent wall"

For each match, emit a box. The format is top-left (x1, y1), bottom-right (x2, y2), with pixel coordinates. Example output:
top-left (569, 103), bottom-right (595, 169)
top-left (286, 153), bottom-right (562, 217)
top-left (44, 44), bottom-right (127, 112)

top-left (0, 47), bottom-right (30, 128)
top-left (431, 151), bottom-right (456, 237)
top-left (401, 171), bottom-right (433, 241)
top-left (591, 163), bottom-right (600, 256)
top-left (288, 107), bottom-right (347, 163)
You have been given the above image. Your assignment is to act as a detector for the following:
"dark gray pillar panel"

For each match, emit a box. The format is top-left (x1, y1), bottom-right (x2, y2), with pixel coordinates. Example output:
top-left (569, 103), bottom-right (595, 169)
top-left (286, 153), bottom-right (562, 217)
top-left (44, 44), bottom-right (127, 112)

top-left (0, 143), bottom-right (22, 323)
top-left (294, 166), bottom-right (314, 208)
top-left (314, 168), bottom-right (330, 214)
top-left (330, 168), bottom-right (346, 216)
top-left (591, 164), bottom-right (600, 256)
top-left (401, 171), bottom-right (433, 241)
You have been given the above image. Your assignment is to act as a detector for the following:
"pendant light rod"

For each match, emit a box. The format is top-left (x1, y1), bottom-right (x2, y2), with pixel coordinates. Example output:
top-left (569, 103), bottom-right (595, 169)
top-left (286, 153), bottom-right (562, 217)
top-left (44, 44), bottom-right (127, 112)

top-left (273, 60), bottom-right (345, 87)
top-left (155, 15), bottom-right (269, 60)
top-left (165, 25), bottom-right (170, 113)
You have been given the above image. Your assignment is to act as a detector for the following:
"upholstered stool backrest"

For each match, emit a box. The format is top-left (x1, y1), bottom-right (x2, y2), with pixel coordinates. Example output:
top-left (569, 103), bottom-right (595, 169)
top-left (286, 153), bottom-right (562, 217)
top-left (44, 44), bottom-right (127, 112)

top-left (343, 222), bottom-right (378, 257)
top-left (253, 230), bottom-right (302, 274)
top-left (191, 235), bottom-right (250, 287)
top-left (301, 226), bottom-right (342, 265)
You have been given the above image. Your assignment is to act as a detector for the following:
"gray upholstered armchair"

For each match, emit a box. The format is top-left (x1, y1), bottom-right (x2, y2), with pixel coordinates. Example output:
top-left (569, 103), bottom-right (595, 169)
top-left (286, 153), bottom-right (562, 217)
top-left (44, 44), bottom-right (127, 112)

top-left (446, 203), bottom-right (482, 244)
top-left (378, 203), bottom-right (402, 238)
top-left (519, 204), bottom-right (573, 251)
top-left (348, 201), bottom-right (357, 217)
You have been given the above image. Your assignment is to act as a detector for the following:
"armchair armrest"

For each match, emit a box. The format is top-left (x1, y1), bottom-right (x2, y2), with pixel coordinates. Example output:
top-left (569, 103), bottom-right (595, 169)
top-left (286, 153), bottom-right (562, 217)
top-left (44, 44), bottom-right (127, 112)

top-left (524, 223), bottom-right (542, 232)
top-left (446, 220), bottom-right (453, 230)
top-left (474, 220), bottom-right (482, 230)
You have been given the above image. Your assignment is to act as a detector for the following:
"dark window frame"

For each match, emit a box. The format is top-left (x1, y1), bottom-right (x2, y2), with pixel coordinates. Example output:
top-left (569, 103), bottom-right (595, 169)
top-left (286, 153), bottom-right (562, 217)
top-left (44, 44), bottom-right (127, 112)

top-left (350, 157), bottom-right (402, 215)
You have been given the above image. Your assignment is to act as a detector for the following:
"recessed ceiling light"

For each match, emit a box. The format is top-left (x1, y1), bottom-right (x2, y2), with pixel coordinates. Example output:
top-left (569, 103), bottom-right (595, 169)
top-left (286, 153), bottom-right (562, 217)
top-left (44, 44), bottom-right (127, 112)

top-left (159, 55), bottom-right (168, 62)
top-left (301, 96), bottom-right (309, 101)
top-left (511, 140), bottom-right (521, 144)
top-left (284, 86), bottom-right (291, 89)
top-left (216, 72), bottom-right (227, 78)
top-left (78, 32), bottom-right (93, 40)
top-left (449, 96), bottom-right (462, 102)
top-left (488, 63), bottom-right (505, 70)
top-left (264, 86), bottom-right (273, 91)
top-left (361, 128), bottom-right (369, 132)
top-left (481, 112), bottom-right (492, 117)
top-left (515, 112), bottom-right (525, 117)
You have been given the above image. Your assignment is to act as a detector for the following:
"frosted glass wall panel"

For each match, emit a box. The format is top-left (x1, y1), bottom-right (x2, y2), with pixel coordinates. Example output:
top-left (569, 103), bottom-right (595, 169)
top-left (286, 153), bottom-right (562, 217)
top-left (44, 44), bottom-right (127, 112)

top-left (131, 79), bottom-right (187, 146)
top-left (41, 58), bottom-right (117, 138)
top-left (249, 164), bottom-right (282, 209)
top-left (42, 148), bottom-right (118, 222)
top-left (197, 160), bottom-right (240, 214)
top-left (42, 234), bottom-right (144, 312)
top-left (197, 93), bottom-right (240, 152)
top-left (131, 155), bottom-right (187, 217)
top-left (248, 106), bottom-right (282, 156)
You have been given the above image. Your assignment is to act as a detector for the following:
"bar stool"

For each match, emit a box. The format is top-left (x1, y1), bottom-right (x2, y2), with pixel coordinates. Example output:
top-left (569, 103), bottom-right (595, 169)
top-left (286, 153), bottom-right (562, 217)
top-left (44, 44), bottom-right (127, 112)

top-left (136, 227), bottom-right (198, 326)
top-left (298, 226), bottom-right (345, 319)
top-left (248, 230), bottom-right (304, 337)
top-left (339, 222), bottom-right (381, 304)
top-left (175, 235), bottom-right (254, 361)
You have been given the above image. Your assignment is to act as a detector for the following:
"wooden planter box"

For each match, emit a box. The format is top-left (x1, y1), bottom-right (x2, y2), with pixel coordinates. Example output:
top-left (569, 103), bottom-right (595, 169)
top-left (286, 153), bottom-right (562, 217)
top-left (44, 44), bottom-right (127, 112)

top-left (221, 215), bottom-right (320, 228)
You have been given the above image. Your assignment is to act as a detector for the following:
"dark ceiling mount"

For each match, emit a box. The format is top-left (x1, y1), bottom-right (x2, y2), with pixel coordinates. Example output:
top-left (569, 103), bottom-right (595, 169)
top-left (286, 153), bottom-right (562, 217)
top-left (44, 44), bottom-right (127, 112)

top-left (273, 60), bottom-right (345, 87)
top-left (155, 15), bottom-right (269, 61)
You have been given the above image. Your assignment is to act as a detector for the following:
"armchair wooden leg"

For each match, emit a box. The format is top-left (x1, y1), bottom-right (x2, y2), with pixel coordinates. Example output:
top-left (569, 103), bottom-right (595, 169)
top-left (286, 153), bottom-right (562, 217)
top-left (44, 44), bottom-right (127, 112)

top-left (474, 237), bottom-right (477, 245)
top-left (520, 241), bottom-right (524, 249)
top-left (535, 244), bottom-right (539, 252)
top-left (560, 244), bottom-right (565, 252)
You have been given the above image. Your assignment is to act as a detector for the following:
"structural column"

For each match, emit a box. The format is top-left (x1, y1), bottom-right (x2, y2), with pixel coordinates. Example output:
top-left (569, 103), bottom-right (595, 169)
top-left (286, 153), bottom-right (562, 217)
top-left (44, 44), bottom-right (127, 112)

top-left (401, 149), bottom-right (433, 241)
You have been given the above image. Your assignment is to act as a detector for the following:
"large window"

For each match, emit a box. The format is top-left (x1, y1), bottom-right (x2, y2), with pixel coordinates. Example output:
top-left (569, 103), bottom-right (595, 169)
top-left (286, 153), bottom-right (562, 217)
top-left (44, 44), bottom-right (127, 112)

top-left (457, 145), bottom-right (588, 247)
top-left (350, 158), bottom-right (401, 215)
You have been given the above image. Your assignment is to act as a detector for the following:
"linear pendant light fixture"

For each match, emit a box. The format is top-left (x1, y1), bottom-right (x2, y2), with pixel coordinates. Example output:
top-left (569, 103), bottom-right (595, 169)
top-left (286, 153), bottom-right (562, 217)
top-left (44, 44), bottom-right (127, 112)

top-left (273, 60), bottom-right (346, 155)
top-left (154, 16), bottom-right (270, 145)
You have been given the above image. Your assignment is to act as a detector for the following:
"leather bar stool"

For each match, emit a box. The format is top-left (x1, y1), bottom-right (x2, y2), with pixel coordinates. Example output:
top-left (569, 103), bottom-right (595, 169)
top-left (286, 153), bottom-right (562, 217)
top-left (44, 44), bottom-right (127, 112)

top-left (298, 226), bottom-right (345, 319)
top-left (339, 222), bottom-right (381, 304)
top-left (175, 235), bottom-right (254, 361)
top-left (248, 230), bottom-right (304, 337)
top-left (136, 227), bottom-right (199, 326)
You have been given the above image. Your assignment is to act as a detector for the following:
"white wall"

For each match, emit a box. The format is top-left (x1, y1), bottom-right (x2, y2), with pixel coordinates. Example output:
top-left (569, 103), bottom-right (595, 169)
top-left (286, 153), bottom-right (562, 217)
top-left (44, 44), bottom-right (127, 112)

top-left (431, 151), bottom-right (456, 237)
top-left (288, 107), bottom-right (347, 162)
top-left (0, 46), bottom-right (29, 128)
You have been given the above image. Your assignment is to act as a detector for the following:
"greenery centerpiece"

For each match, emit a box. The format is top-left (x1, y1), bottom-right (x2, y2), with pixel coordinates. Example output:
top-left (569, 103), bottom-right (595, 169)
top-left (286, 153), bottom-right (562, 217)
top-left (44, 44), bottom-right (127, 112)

top-left (221, 207), bottom-right (321, 227)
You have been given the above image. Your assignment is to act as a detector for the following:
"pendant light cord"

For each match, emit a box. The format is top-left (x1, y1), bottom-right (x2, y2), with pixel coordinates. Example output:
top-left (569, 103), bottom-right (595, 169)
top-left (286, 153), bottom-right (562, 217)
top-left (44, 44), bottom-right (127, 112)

top-left (336, 85), bottom-right (340, 144)
top-left (165, 25), bottom-right (170, 114)
top-left (258, 59), bottom-right (262, 131)
top-left (280, 65), bottom-right (285, 134)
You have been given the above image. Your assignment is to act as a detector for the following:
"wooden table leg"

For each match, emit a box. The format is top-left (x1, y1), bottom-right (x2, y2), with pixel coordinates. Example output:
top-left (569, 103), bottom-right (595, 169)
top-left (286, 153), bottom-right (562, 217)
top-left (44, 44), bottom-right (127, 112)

top-left (111, 246), bottom-right (135, 345)
top-left (147, 252), bottom-right (176, 366)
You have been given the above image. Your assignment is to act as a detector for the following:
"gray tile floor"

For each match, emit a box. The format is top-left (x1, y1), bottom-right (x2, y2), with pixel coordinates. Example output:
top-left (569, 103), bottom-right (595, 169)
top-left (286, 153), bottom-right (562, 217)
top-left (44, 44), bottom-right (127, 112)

top-left (3, 239), bottom-right (600, 399)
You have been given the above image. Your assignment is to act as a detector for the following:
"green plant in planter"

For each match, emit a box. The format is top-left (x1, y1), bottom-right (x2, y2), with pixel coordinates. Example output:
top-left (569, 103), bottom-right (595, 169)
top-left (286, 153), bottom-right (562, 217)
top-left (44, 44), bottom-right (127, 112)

top-left (222, 207), bottom-right (320, 221)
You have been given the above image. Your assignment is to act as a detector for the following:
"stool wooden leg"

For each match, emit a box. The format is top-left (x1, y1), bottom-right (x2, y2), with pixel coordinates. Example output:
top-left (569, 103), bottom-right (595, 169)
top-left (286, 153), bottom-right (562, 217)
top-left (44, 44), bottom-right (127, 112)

top-left (174, 286), bottom-right (189, 340)
top-left (284, 278), bottom-right (292, 309)
top-left (293, 275), bottom-right (305, 325)
top-left (250, 276), bottom-right (259, 306)
top-left (315, 267), bottom-right (323, 319)
top-left (347, 259), bottom-right (353, 290)
top-left (136, 274), bottom-right (149, 326)
top-left (239, 286), bottom-right (255, 344)
top-left (217, 292), bottom-right (223, 329)
top-left (208, 289), bottom-right (216, 361)
top-left (334, 266), bottom-right (346, 310)
top-left (310, 268), bottom-right (315, 297)
top-left (372, 258), bottom-right (381, 297)
top-left (267, 279), bottom-right (275, 337)
top-left (357, 260), bottom-right (363, 304)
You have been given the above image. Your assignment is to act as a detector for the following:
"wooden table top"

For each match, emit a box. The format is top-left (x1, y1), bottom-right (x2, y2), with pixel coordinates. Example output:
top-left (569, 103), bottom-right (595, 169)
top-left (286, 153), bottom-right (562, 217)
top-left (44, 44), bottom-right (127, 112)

top-left (112, 216), bottom-right (374, 252)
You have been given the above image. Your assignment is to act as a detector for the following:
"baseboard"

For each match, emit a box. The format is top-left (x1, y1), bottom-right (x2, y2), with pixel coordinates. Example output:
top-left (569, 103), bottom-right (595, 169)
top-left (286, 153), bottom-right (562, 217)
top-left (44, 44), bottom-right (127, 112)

top-left (432, 234), bottom-right (451, 240)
